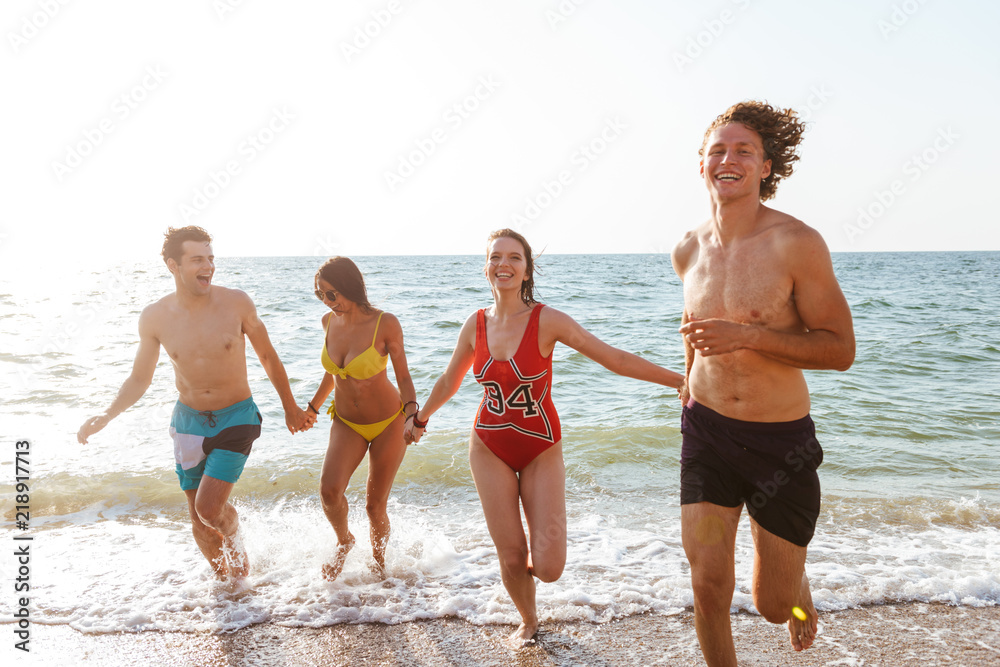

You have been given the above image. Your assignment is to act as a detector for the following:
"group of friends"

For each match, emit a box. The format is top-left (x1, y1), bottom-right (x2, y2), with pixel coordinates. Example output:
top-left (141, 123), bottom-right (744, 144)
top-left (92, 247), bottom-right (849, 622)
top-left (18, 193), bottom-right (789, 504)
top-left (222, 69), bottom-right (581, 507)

top-left (77, 101), bottom-right (855, 666)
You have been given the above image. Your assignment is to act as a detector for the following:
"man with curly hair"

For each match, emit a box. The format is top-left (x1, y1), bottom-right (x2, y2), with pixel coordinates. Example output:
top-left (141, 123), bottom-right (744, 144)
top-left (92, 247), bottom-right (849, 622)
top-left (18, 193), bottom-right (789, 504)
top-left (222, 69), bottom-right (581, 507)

top-left (77, 226), bottom-right (315, 583)
top-left (671, 101), bottom-right (855, 665)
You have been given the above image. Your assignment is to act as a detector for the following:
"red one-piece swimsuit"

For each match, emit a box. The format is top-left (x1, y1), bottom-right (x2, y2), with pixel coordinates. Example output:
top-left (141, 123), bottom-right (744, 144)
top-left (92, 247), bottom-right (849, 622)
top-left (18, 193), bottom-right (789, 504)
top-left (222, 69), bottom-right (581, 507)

top-left (473, 304), bottom-right (562, 471)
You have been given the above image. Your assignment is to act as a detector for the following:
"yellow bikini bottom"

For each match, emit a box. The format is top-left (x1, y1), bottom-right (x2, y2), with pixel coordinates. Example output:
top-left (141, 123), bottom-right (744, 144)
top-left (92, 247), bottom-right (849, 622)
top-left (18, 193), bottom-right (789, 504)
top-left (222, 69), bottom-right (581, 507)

top-left (327, 401), bottom-right (403, 442)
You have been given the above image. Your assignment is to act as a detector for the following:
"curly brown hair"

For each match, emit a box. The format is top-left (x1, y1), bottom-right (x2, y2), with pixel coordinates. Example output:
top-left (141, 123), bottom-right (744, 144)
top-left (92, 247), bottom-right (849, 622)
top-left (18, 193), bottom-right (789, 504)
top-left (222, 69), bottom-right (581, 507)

top-left (699, 101), bottom-right (806, 201)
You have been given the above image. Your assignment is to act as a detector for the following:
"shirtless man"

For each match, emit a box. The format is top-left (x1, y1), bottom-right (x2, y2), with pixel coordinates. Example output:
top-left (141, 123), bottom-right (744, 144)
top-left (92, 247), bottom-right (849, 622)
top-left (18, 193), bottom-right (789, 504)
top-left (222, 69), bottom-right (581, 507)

top-left (672, 101), bottom-right (855, 665)
top-left (77, 226), bottom-right (314, 580)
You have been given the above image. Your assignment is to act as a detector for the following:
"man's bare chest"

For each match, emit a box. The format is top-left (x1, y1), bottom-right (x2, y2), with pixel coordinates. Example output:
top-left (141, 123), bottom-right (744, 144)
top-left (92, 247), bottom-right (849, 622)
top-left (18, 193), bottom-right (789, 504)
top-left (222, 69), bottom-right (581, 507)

top-left (159, 314), bottom-right (245, 364)
top-left (685, 251), bottom-right (795, 325)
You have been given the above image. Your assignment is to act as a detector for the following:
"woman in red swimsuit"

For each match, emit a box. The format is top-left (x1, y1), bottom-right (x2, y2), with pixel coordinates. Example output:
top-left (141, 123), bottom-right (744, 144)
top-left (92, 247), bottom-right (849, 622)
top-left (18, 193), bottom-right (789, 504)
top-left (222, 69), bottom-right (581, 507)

top-left (408, 229), bottom-right (683, 647)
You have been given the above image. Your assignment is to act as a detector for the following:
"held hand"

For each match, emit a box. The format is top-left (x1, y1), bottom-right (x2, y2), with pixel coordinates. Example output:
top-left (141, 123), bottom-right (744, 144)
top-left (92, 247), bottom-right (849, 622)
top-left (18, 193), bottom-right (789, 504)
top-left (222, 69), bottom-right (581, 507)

top-left (678, 378), bottom-right (690, 406)
top-left (78, 414), bottom-right (111, 444)
top-left (679, 318), bottom-right (757, 357)
top-left (302, 407), bottom-right (319, 430)
top-left (403, 415), bottom-right (416, 445)
top-left (286, 406), bottom-right (311, 434)
top-left (409, 425), bottom-right (425, 444)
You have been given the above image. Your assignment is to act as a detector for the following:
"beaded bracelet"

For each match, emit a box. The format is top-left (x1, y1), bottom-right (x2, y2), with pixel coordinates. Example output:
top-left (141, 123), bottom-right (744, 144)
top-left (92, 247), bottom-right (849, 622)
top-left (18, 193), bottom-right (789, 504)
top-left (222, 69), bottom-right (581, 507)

top-left (307, 402), bottom-right (319, 415)
top-left (412, 412), bottom-right (429, 429)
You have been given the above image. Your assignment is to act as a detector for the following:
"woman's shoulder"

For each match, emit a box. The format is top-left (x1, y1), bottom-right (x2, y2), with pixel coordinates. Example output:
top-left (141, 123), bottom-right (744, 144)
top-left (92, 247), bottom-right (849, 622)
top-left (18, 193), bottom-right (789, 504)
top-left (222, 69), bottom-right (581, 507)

top-left (535, 302), bottom-right (567, 322)
top-left (373, 309), bottom-right (401, 333)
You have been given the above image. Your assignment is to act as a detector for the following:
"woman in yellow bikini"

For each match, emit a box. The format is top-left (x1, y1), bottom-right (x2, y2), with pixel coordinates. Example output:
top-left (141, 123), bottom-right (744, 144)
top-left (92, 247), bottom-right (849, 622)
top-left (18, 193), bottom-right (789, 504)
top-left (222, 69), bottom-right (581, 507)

top-left (306, 256), bottom-right (417, 580)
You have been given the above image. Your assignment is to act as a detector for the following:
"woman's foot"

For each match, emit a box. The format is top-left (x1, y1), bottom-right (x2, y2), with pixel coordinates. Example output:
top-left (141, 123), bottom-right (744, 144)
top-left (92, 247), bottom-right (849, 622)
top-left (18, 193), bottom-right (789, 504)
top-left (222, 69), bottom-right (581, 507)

top-left (322, 535), bottom-right (355, 581)
top-left (506, 622), bottom-right (539, 649)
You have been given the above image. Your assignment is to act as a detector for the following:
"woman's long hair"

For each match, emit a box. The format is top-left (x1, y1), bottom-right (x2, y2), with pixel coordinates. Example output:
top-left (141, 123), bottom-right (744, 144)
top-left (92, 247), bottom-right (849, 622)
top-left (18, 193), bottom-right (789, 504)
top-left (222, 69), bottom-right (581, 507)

top-left (315, 257), bottom-right (374, 311)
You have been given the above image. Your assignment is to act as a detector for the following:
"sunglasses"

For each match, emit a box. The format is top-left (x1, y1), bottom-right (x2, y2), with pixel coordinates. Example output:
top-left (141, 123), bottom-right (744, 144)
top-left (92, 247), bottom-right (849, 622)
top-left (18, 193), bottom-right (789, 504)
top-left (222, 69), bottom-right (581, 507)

top-left (315, 288), bottom-right (339, 302)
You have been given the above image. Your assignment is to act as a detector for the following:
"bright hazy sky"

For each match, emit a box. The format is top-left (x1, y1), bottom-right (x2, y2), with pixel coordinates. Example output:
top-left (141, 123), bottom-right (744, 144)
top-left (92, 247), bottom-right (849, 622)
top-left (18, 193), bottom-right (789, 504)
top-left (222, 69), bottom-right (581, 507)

top-left (3, 0), bottom-right (997, 272)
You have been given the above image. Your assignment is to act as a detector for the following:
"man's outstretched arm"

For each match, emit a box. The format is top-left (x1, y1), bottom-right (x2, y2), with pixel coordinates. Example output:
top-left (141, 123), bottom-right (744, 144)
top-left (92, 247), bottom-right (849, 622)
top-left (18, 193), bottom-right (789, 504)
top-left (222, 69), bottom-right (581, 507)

top-left (78, 308), bottom-right (160, 444)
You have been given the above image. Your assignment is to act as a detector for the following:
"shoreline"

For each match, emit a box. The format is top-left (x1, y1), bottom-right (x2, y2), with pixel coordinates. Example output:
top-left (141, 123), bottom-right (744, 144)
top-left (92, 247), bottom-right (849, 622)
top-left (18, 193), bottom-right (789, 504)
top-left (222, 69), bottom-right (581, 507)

top-left (17, 603), bottom-right (1000, 666)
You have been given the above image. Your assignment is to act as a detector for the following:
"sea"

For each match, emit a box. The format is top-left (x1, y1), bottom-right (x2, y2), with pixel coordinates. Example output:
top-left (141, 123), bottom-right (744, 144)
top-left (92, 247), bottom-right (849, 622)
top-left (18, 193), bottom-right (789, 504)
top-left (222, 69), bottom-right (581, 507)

top-left (1, 252), bottom-right (998, 634)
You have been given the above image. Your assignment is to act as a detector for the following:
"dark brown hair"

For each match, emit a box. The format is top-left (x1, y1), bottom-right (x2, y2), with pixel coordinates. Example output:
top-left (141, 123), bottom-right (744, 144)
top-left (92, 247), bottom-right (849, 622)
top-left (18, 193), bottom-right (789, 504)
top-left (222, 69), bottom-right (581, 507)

top-left (315, 257), bottom-right (373, 311)
top-left (699, 101), bottom-right (806, 201)
top-left (162, 226), bottom-right (212, 264)
top-left (486, 228), bottom-right (538, 306)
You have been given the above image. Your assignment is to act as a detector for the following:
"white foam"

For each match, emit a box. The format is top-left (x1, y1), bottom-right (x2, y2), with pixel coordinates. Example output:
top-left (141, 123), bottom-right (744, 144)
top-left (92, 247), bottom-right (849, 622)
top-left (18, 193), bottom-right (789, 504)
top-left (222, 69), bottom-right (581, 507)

top-left (9, 488), bottom-right (994, 635)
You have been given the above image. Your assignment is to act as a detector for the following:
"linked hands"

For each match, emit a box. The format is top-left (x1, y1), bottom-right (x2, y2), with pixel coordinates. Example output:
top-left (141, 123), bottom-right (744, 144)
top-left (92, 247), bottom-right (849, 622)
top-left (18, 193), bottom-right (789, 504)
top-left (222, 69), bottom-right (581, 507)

top-left (678, 377), bottom-right (689, 406)
top-left (403, 414), bottom-right (425, 445)
top-left (286, 405), bottom-right (316, 434)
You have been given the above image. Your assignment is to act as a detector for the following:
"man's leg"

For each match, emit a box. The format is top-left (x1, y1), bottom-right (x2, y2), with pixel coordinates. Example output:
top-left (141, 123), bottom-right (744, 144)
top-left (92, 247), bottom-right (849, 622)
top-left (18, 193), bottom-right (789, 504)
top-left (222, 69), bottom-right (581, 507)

top-left (192, 475), bottom-right (247, 578)
top-left (184, 488), bottom-right (227, 577)
top-left (750, 519), bottom-right (817, 651)
top-left (682, 501), bottom-right (742, 667)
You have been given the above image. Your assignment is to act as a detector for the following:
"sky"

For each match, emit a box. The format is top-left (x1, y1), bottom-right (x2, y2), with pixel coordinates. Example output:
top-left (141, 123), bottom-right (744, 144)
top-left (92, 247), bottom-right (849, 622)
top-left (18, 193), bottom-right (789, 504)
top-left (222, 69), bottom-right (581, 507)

top-left (2, 0), bottom-right (998, 274)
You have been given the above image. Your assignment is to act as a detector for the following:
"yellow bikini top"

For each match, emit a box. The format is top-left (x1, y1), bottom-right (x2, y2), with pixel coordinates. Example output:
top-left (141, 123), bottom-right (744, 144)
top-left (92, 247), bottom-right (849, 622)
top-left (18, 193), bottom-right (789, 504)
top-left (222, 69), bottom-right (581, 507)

top-left (321, 312), bottom-right (389, 380)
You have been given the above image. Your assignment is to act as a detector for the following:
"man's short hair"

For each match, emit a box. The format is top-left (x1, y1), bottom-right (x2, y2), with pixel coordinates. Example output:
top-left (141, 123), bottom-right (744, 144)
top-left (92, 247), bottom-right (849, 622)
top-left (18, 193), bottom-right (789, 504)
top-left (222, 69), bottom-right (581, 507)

top-left (699, 101), bottom-right (806, 202)
top-left (162, 226), bottom-right (212, 264)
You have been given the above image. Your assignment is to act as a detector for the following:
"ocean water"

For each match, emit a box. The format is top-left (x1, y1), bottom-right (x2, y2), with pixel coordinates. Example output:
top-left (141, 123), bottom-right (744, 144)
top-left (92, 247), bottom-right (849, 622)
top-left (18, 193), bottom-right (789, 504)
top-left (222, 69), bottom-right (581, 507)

top-left (1, 252), bottom-right (998, 634)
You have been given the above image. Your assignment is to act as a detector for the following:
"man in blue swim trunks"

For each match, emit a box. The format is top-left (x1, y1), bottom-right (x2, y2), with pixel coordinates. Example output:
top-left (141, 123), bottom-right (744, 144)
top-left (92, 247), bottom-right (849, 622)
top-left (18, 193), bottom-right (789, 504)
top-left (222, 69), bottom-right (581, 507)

top-left (78, 226), bottom-right (315, 580)
top-left (672, 101), bottom-right (855, 665)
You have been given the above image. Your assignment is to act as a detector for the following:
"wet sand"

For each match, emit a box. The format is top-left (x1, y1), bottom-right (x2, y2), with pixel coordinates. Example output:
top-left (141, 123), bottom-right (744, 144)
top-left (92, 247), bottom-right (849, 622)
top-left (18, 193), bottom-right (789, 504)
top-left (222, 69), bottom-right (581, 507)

top-left (19, 603), bottom-right (1000, 666)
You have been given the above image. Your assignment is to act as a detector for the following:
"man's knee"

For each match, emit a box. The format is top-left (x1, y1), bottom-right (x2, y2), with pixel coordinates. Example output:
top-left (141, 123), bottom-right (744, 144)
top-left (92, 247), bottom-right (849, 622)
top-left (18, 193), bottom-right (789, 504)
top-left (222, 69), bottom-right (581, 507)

top-left (690, 566), bottom-right (735, 612)
top-left (755, 597), bottom-right (792, 625)
top-left (195, 497), bottom-right (227, 527)
top-left (752, 584), bottom-right (796, 624)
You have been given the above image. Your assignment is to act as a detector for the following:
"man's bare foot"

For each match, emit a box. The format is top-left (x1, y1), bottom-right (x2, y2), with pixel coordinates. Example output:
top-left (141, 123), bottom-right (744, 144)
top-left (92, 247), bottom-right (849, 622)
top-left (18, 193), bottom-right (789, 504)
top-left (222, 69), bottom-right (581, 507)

top-left (222, 528), bottom-right (249, 579)
top-left (210, 554), bottom-right (230, 580)
top-left (322, 536), bottom-right (355, 581)
top-left (369, 558), bottom-right (387, 580)
top-left (506, 622), bottom-right (539, 649)
top-left (788, 573), bottom-right (818, 651)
